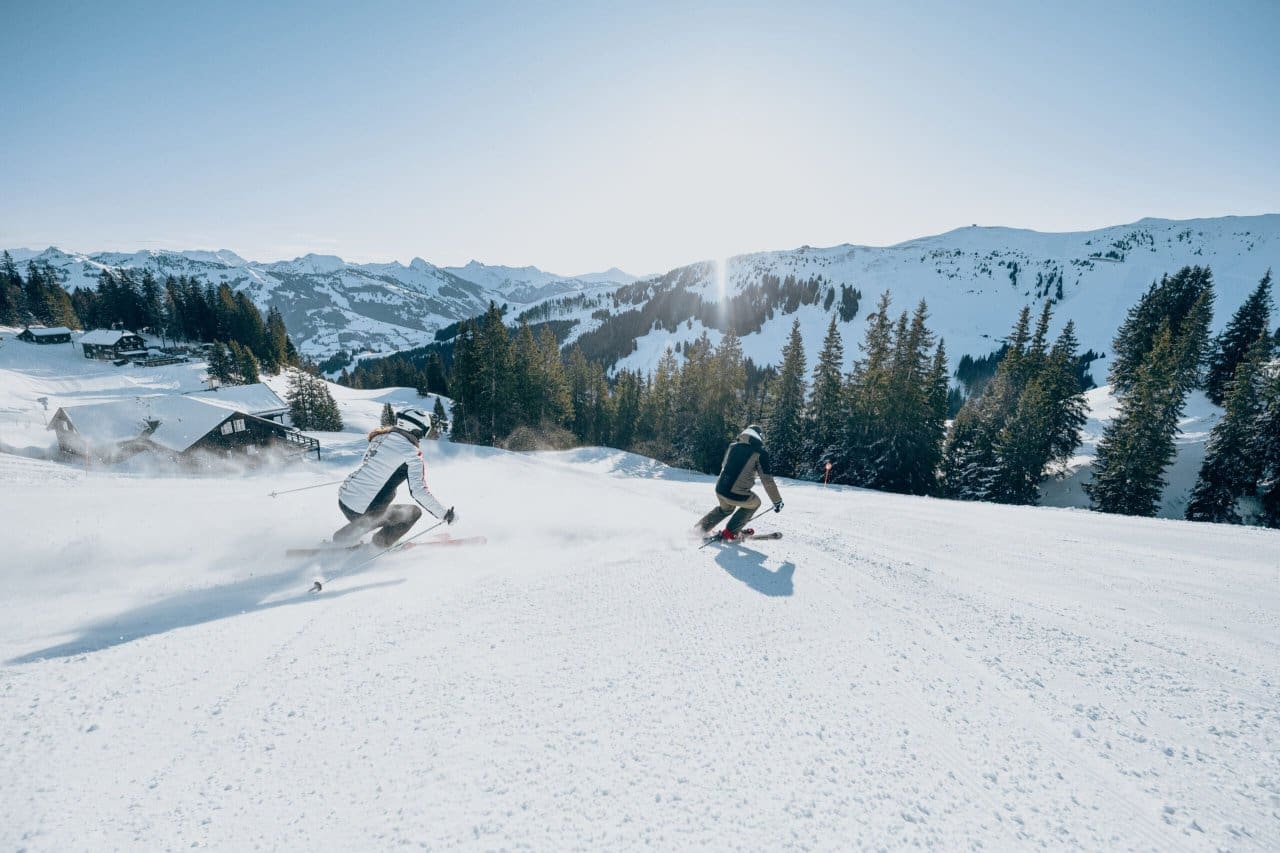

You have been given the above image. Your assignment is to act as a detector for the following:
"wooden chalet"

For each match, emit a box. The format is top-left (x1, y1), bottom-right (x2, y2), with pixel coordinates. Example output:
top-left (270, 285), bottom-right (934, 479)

top-left (79, 329), bottom-right (147, 360)
top-left (49, 396), bottom-right (320, 465)
top-left (17, 326), bottom-right (73, 344)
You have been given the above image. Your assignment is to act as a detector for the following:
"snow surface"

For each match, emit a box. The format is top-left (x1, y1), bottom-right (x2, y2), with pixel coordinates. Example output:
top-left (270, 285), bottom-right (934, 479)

top-left (3, 339), bottom-right (1279, 850)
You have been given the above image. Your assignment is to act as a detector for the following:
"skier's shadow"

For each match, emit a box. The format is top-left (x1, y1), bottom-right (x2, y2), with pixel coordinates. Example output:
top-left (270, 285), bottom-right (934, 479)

top-left (6, 568), bottom-right (401, 665)
top-left (714, 547), bottom-right (795, 597)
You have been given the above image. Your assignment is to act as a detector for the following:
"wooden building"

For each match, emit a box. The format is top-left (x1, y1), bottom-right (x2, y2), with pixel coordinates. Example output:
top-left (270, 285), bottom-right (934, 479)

top-left (79, 329), bottom-right (147, 360)
top-left (17, 326), bottom-right (73, 344)
top-left (49, 395), bottom-right (320, 465)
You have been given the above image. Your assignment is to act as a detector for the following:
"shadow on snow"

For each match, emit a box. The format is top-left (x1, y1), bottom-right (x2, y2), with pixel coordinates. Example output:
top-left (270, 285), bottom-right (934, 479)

top-left (714, 546), bottom-right (796, 597)
top-left (6, 566), bottom-right (402, 666)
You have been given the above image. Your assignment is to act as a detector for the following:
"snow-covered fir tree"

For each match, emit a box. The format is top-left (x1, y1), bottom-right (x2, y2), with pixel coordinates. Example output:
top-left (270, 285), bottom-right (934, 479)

top-left (1187, 331), bottom-right (1272, 523)
top-left (1205, 270), bottom-right (1272, 405)
top-left (764, 319), bottom-right (807, 478)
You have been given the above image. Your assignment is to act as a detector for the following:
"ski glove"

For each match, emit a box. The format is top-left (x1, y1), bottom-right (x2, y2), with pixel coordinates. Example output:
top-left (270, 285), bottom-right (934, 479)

top-left (773, 500), bottom-right (784, 513)
top-left (443, 506), bottom-right (456, 525)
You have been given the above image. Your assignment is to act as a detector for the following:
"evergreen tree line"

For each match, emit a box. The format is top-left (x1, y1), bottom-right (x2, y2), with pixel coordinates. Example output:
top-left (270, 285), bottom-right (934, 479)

top-left (1185, 271), bottom-right (1280, 526)
top-left (339, 264), bottom-right (1280, 524)
top-left (0, 254), bottom-right (79, 329)
top-left (1086, 266), bottom-right (1280, 526)
top-left (940, 303), bottom-right (1090, 505)
top-left (439, 295), bottom-right (950, 492)
top-left (0, 253), bottom-right (300, 380)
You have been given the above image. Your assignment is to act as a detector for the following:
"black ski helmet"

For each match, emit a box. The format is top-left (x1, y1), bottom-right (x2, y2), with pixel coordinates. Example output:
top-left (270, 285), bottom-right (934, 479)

top-left (741, 424), bottom-right (764, 444)
top-left (396, 407), bottom-right (432, 437)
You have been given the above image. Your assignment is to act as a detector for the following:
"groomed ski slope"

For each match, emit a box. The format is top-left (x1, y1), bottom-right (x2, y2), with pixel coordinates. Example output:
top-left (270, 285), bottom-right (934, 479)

top-left (2, 439), bottom-right (1278, 850)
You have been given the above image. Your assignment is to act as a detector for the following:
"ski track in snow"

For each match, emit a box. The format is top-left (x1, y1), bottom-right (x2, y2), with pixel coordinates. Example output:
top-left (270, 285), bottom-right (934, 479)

top-left (2, 441), bottom-right (1278, 850)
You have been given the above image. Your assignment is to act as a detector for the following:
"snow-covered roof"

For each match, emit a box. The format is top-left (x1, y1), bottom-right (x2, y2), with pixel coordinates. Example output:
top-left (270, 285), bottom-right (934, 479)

top-left (188, 383), bottom-right (288, 415)
top-left (24, 326), bottom-right (72, 336)
top-left (79, 329), bottom-right (140, 346)
top-left (56, 396), bottom-right (239, 453)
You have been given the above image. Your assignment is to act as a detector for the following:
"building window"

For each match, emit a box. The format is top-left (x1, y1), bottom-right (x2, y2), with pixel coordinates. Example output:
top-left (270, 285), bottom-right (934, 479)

top-left (233, 419), bottom-right (246, 433)
top-left (221, 422), bottom-right (233, 436)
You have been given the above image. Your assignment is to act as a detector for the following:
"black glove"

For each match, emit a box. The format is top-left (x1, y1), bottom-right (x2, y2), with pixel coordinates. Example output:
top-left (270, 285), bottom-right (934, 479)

top-left (443, 506), bottom-right (456, 525)
top-left (773, 500), bottom-right (784, 513)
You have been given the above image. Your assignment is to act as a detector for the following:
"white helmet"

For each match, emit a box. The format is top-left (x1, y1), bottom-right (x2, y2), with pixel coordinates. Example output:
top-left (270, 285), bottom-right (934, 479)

top-left (396, 407), bottom-right (432, 436)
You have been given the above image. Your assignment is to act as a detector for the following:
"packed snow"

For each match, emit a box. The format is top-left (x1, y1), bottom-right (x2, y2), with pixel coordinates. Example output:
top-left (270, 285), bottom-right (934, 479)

top-left (2, 332), bottom-right (1278, 850)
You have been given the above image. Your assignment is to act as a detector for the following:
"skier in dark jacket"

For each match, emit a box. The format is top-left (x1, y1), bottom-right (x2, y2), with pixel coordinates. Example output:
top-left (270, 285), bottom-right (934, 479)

top-left (696, 424), bottom-right (783, 540)
top-left (333, 408), bottom-right (455, 547)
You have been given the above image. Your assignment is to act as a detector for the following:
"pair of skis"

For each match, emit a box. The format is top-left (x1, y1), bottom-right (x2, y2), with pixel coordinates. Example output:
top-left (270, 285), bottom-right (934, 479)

top-left (287, 532), bottom-right (487, 592)
top-left (285, 533), bottom-right (486, 558)
top-left (700, 530), bottom-right (783, 548)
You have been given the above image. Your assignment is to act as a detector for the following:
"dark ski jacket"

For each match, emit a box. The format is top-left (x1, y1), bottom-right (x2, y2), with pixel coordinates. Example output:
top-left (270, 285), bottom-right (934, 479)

top-left (715, 433), bottom-right (782, 504)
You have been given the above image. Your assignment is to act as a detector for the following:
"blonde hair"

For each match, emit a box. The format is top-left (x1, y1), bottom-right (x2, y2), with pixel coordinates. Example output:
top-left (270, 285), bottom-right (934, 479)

top-left (366, 425), bottom-right (395, 442)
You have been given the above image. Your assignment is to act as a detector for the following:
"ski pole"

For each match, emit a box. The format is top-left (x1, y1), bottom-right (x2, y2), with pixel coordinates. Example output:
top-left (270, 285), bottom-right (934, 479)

top-left (269, 480), bottom-right (343, 498)
top-left (309, 518), bottom-right (447, 592)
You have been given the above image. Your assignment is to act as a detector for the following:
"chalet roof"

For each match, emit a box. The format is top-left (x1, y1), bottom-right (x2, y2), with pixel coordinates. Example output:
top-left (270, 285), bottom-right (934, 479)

top-left (188, 383), bottom-right (288, 416)
top-left (79, 329), bottom-right (141, 346)
top-left (55, 396), bottom-right (242, 453)
top-left (24, 326), bottom-right (72, 336)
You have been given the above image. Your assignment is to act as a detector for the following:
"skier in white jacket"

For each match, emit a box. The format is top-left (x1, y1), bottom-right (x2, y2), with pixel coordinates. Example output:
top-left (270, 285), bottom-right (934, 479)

top-left (333, 408), bottom-right (455, 547)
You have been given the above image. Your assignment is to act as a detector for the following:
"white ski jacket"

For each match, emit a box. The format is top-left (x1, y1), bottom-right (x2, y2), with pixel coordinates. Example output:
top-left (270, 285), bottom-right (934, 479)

top-left (338, 427), bottom-right (447, 519)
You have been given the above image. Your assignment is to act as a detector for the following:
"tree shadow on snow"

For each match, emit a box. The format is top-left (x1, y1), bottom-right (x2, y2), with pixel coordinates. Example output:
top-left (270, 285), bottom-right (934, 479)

top-left (714, 547), bottom-right (796, 597)
top-left (6, 568), bottom-right (402, 666)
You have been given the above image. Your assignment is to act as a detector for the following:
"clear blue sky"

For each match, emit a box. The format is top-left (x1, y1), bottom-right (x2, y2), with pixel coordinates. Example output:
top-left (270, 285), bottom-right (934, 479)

top-left (2, 0), bottom-right (1277, 275)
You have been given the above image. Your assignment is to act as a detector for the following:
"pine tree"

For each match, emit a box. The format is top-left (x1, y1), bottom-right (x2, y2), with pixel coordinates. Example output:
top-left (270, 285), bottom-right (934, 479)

top-left (380, 403), bottom-right (396, 427)
top-left (432, 396), bottom-right (449, 436)
top-left (286, 367), bottom-right (344, 431)
top-left (473, 303), bottom-right (515, 444)
top-left (310, 374), bottom-right (344, 431)
top-left (765, 320), bottom-right (807, 478)
top-left (1086, 323), bottom-right (1183, 516)
top-left (265, 306), bottom-right (292, 372)
top-left (612, 370), bottom-right (643, 449)
top-left (1205, 270), bottom-right (1272, 405)
top-left (1044, 321), bottom-right (1088, 465)
top-left (512, 320), bottom-right (542, 428)
top-left (207, 342), bottom-right (235, 385)
top-left (0, 251), bottom-right (20, 324)
top-left (538, 326), bottom-right (573, 428)
top-left (1254, 368), bottom-right (1280, 528)
top-left (1109, 266), bottom-right (1214, 394)
top-left (1186, 332), bottom-right (1270, 523)
top-left (228, 341), bottom-right (260, 385)
top-left (843, 292), bottom-right (895, 485)
top-left (805, 316), bottom-right (845, 480)
top-left (425, 352), bottom-right (450, 397)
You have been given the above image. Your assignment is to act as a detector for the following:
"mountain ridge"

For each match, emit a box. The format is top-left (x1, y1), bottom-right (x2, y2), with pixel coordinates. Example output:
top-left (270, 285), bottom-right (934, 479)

top-left (6, 213), bottom-right (1278, 368)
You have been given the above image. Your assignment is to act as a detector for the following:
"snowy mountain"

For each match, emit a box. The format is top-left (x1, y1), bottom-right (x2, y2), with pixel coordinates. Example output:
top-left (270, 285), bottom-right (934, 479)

top-left (540, 215), bottom-right (1280, 376)
top-left (4, 247), bottom-right (634, 360)
top-left (8, 214), bottom-right (1278, 373)
top-left (1, 336), bottom-right (1277, 848)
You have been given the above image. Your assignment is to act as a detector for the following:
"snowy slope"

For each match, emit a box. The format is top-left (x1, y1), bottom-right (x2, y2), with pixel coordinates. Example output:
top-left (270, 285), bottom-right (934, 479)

top-left (2, 345), bottom-right (1279, 850)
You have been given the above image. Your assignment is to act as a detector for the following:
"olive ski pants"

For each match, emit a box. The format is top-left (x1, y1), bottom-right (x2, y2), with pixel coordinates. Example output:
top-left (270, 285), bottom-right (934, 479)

top-left (696, 491), bottom-right (761, 535)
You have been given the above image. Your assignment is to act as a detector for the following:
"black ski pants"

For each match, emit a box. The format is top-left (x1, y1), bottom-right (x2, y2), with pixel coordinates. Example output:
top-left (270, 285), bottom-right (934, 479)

top-left (334, 496), bottom-right (422, 548)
